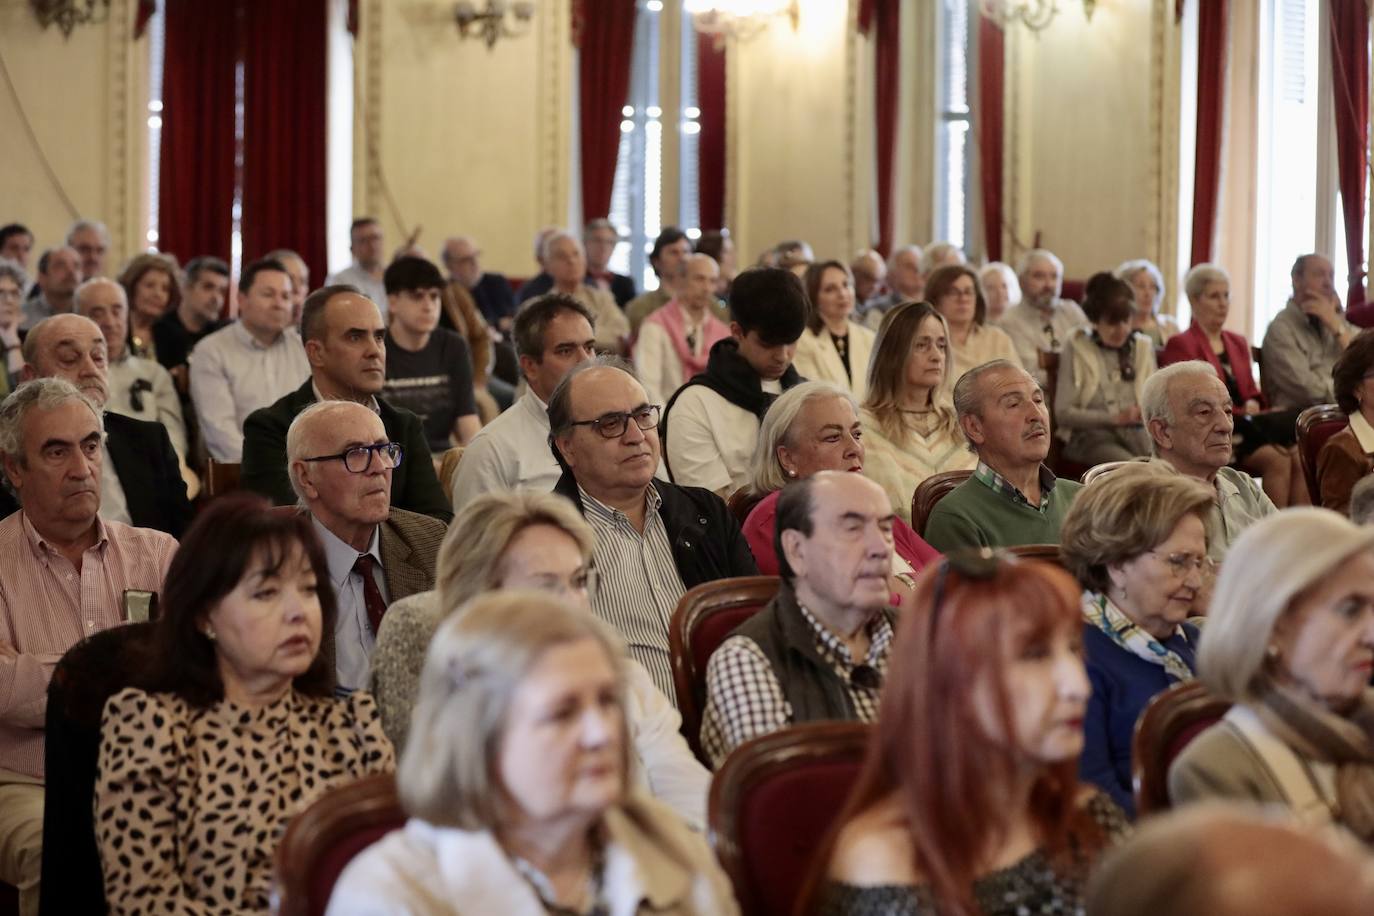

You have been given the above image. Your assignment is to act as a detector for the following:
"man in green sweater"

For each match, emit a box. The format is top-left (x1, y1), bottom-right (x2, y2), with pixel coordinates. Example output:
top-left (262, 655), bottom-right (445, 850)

top-left (925, 359), bottom-right (1081, 551)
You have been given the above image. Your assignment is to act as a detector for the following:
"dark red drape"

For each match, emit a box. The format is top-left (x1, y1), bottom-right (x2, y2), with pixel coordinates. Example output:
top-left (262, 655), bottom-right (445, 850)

top-left (697, 32), bottom-right (726, 232)
top-left (977, 16), bottom-right (1005, 263)
top-left (575, 0), bottom-right (637, 221)
top-left (239, 0), bottom-right (329, 286)
top-left (1330, 0), bottom-right (1369, 308)
top-left (859, 0), bottom-right (899, 257)
top-left (1189, 0), bottom-right (1228, 266)
top-left (158, 0), bottom-right (237, 266)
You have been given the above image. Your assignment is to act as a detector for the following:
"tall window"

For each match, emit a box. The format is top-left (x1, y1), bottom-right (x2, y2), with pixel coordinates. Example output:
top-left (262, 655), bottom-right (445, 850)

top-left (145, 0), bottom-right (166, 251)
top-left (935, 0), bottom-right (975, 253)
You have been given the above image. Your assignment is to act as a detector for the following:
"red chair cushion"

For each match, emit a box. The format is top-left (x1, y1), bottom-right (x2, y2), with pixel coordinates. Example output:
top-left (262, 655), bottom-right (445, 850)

top-left (1304, 419), bottom-right (1348, 470)
top-left (690, 606), bottom-right (767, 674)
top-left (304, 820), bottom-right (404, 916)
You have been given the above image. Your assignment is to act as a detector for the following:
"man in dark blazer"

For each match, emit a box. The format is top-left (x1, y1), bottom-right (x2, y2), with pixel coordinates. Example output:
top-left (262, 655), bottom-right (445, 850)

top-left (240, 284), bottom-right (452, 522)
top-left (287, 398), bottom-right (445, 690)
top-left (8, 314), bottom-right (191, 536)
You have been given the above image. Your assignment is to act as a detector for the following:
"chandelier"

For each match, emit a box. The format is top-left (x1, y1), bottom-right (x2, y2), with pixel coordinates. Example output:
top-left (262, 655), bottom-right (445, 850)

top-left (29, 0), bottom-right (110, 37)
top-left (453, 0), bottom-right (535, 49)
top-left (684, 0), bottom-right (799, 43)
top-left (978, 0), bottom-right (1097, 33)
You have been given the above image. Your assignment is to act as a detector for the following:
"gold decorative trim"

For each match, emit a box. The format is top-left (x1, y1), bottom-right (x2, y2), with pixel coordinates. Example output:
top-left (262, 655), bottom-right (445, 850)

top-left (105, 0), bottom-right (130, 259)
top-left (843, 0), bottom-right (858, 256)
top-left (363, 0), bottom-right (384, 221)
top-left (534, 0), bottom-right (569, 226)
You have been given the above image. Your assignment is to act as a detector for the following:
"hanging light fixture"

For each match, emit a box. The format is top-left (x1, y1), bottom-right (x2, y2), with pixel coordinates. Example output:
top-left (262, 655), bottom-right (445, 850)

top-left (453, 0), bottom-right (536, 50)
top-left (29, 0), bottom-right (110, 37)
top-left (684, 0), bottom-right (799, 43)
top-left (978, 0), bottom-right (1097, 33)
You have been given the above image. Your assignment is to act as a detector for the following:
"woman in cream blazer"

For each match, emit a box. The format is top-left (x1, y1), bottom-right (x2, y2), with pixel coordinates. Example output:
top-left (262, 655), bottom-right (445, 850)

top-left (792, 260), bottom-right (877, 399)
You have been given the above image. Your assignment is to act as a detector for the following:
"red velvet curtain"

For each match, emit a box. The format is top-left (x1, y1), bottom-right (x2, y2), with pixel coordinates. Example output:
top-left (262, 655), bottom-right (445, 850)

top-left (1189, 0), bottom-right (1228, 266)
top-left (575, 0), bottom-right (637, 221)
top-left (1330, 0), bottom-right (1369, 308)
top-left (858, 0), bottom-right (899, 256)
top-left (977, 16), bottom-right (1005, 263)
top-left (157, 0), bottom-right (237, 265)
top-left (697, 32), bottom-right (726, 232)
top-left (239, 0), bottom-right (329, 286)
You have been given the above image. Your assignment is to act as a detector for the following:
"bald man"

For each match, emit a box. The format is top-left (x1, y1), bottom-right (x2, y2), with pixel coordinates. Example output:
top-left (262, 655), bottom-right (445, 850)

top-left (287, 399), bottom-right (445, 691)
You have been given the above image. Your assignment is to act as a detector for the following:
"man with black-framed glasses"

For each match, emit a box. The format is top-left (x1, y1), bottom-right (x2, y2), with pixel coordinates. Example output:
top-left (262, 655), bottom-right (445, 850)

top-left (549, 357), bottom-right (757, 703)
top-left (286, 399), bottom-right (444, 692)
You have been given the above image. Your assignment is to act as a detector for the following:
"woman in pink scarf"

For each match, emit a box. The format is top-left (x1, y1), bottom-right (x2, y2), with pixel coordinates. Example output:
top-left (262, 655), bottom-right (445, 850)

top-left (633, 254), bottom-right (732, 404)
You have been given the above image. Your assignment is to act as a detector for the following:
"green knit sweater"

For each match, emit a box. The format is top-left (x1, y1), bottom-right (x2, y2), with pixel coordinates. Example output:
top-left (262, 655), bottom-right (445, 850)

top-left (924, 474), bottom-right (1082, 552)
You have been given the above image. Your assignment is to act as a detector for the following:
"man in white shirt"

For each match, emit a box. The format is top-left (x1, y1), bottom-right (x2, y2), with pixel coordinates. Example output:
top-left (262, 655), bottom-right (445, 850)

top-left (326, 218), bottom-right (388, 315)
top-left (189, 258), bottom-right (309, 461)
top-left (1000, 247), bottom-right (1089, 385)
top-left (662, 267), bottom-right (808, 497)
top-left (450, 293), bottom-right (596, 510)
top-left (634, 253), bottom-right (729, 405)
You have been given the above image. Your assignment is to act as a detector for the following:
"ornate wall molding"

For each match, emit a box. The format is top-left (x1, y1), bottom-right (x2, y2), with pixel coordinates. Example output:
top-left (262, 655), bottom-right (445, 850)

top-left (534, 0), bottom-right (570, 227)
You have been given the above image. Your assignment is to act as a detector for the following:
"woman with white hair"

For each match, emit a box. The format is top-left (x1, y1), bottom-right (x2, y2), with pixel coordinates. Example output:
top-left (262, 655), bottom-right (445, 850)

top-left (1116, 258), bottom-right (1180, 348)
top-left (978, 261), bottom-right (1020, 325)
top-left (329, 592), bottom-right (738, 915)
top-left (1170, 509), bottom-right (1374, 837)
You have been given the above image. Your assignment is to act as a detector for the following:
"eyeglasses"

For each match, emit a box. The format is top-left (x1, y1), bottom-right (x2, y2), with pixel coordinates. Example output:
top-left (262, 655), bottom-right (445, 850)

top-left (567, 405), bottom-right (661, 439)
top-left (929, 547), bottom-right (1006, 639)
top-left (528, 567), bottom-right (601, 598)
top-left (301, 442), bottom-right (404, 473)
top-left (1148, 550), bottom-right (1215, 577)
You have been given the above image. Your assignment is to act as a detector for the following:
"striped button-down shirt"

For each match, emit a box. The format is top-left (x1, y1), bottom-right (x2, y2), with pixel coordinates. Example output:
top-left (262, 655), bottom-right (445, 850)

top-left (0, 512), bottom-right (177, 777)
top-left (581, 485), bottom-right (686, 702)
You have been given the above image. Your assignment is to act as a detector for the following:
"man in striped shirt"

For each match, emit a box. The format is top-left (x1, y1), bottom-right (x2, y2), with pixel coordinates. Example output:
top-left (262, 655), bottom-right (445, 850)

top-left (0, 377), bottom-right (177, 916)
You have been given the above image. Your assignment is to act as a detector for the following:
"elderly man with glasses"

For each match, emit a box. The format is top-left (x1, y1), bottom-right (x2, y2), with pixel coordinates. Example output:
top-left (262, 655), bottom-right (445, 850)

top-left (286, 399), bottom-right (445, 692)
top-left (548, 356), bottom-right (757, 703)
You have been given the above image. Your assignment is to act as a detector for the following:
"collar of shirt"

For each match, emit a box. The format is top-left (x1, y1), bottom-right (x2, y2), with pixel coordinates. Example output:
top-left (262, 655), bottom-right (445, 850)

top-left (21, 511), bottom-right (108, 562)
top-left (797, 602), bottom-right (893, 668)
top-left (310, 381), bottom-right (381, 414)
top-left (311, 515), bottom-right (382, 589)
top-left (579, 483), bottom-right (661, 531)
top-left (973, 460), bottom-right (1058, 513)
top-left (1351, 410), bottom-right (1374, 454)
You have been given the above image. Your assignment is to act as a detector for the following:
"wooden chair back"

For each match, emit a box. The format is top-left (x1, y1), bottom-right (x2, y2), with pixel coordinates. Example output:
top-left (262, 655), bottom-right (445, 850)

top-left (909, 469), bottom-right (973, 537)
top-left (726, 487), bottom-right (764, 525)
top-left (1131, 680), bottom-right (1232, 817)
top-left (1295, 403), bottom-right (1348, 504)
top-left (205, 458), bottom-right (241, 498)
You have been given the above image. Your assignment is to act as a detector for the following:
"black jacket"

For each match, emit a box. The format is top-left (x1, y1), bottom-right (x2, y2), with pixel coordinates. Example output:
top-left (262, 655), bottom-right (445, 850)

top-left (553, 471), bottom-right (758, 586)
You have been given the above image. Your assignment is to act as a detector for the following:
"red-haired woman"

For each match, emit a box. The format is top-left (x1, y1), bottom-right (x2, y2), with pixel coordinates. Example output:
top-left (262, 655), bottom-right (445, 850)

top-left (801, 553), bottom-right (1128, 915)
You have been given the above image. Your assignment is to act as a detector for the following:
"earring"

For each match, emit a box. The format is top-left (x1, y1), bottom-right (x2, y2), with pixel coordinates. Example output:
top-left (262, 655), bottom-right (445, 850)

top-left (1267, 644), bottom-right (1280, 660)
top-left (785, 468), bottom-right (797, 478)
top-left (203, 627), bottom-right (217, 642)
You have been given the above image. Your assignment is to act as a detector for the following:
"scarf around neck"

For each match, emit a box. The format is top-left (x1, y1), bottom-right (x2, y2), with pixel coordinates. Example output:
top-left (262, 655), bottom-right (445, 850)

top-left (1082, 592), bottom-right (1195, 683)
top-left (686, 337), bottom-right (802, 419)
top-left (641, 298), bottom-right (729, 379)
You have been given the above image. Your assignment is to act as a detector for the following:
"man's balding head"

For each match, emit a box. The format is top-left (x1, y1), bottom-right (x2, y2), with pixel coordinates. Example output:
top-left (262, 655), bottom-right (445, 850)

top-left (21, 314), bottom-right (110, 406)
top-left (287, 400), bottom-right (394, 536)
top-left (75, 278), bottom-right (130, 361)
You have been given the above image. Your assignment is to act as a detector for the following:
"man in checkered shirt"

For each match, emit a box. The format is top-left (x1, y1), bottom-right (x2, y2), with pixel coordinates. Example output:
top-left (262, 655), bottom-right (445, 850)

top-left (700, 470), bottom-right (896, 767)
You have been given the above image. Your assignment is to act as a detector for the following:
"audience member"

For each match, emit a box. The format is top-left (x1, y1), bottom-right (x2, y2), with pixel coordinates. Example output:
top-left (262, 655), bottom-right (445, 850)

top-left (1116, 258), bottom-right (1179, 347)
top-left (742, 381), bottom-right (939, 584)
top-left (550, 358), bottom-right (757, 699)
top-left (859, 244), bottom-right (923, 328)
top-left (0, 378), bottom-right (176, 916)
top-left (924, 360), bottom-right (1082, 551)
top-left (327, 217), bottom-right (389, 312)
top-left (0, 261), bottom-right (26, 395)
top-left (1170, 509), bottom-right (1374, 839)
top-left (544, 230), bottom-right (629, 352)
top-left (625, 226), bottom-right (696, 334)
top-left (514, 226), bottom-right (558, 304)
top-left (328, 592), bottom-right (737, 915)
top-left (859, 302), bottom-right (976, 523)
top-left (75, 278), bottom-right (188, 462)
top-left (583, 218), bottom-right (636, 307)
top-left (66, 219), bottom-right (109, 279)
top-left (1318, 330), bottom-right (1374, 514)
top-left (793, 260), bottom-right (877, 399)
top-left (241, 284), bottom-right (451, 520)
top-left (1161, 263), bottom-right (1304, 507)
top-left (380, 256), bottom-right (479, 452)
top-left (1055, 272), bottom-right (1156, 464)
top-left (286, 400), bottom-right (444, 690)
top-left (695, 228), bottom-right (737, 298)
top-left (849, 248), bottom-right (886, 304)
top-left (1141, 361), bottom-right (1277, 559)
top-left (1086, 802), bottom-right (1374, 916)
top-left (804, 552), bottom-right (1125, 915)
top-left (1060, 464), bottom-right (1214, 815)
top-left (634, 252), bottom-right (729, 405)
top-left (117, 251), bottom-right (181, 361)
top-left (773, 238), bottom-right (814, 276)
top-left (371, 489), bottom-right (709, 827)
top-left (920, 240), bottom-right (965, 274)
top-left (1001, 248), bottom-right (1089, 385)
top-left (1262, 252), bottom-right (1355, 410)
top-left (442, 234), bottom-right (518, 333)
top-left (94, 494), bottom-right (393, 914)
top-left (927, 262), bottom-right (1020, 380)
top-left (702, 471), bottom-right (898, 767)
top-left (18, 315), bottom-right (192, 536)
top-left (1351, 474), bottom-right (1374, 524)
top-left (190, 257), bottom-right (309, 461)
top-left (451, 293), bottom-right (596, 510)
top-left (264, 248), bottom-right (311, 326)
top-left (21, 246), bottom-right (81, 330)
top-left (151, 255), bottom-right (229, 383)
top-left (0, 224), bottom-right (33, 274)
top-left (663, 267), bottom-right (807, 496)
top-left (978, 260), bottom-right (1021, 324)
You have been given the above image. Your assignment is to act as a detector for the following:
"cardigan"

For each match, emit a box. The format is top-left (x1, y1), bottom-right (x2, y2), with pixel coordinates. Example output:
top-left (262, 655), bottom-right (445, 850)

top-left (791, 322), bottom-right (877, 400)
top-left (1054, 328), bottom-right (1155, 438)
top-left (950, 322), bottom-right (1021, 382)
top-left (1317, 416), bottom-right (1369, 515)
top-left (858, 408), bottom-right (975, 524)
top-left (1159, 322), bottom-right (1264, 409)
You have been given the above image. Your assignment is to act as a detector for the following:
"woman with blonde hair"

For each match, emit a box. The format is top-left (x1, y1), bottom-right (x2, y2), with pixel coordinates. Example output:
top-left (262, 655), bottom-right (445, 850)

top-left (117, 251), bottom-right (182, 360)
top-left (329, 592), bottom-right (738, 915)
top-left (370, 489), bottom-right (709, 828)
top-left (859, 301), bottom-right (975, 524)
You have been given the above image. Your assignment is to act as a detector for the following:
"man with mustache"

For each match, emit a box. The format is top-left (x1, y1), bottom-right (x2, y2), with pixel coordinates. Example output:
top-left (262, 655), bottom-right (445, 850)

top-left (1142, 361), bottom-right (1275, 560)
top-left (549, 358), bottom-right (757, 703)
top-left (286, 400), bottom-right (444, 692)
top-left (924, 359), bottom-right (1083, 552)
top-left (0, 377), bottom-right (177, 916)
top-left (700, 470), bottom-right (897, 768)
top-left (1001, 247), bottom-right (1089, 386)
top-left (1260, 253), bottom-right (1356, 411)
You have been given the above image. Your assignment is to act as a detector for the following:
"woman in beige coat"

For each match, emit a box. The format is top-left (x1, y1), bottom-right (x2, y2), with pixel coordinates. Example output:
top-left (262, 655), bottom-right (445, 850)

top-left (792, 260), bottom-right (876, 400)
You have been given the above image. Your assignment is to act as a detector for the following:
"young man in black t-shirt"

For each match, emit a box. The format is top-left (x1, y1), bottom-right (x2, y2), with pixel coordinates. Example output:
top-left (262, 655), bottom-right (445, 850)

top-left (381, 256), bottom-right (479, 452)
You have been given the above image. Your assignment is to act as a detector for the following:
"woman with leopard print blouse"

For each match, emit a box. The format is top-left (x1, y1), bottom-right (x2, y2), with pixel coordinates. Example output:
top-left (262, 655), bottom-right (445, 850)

top-left (93, 495), bottom-right (395, 914)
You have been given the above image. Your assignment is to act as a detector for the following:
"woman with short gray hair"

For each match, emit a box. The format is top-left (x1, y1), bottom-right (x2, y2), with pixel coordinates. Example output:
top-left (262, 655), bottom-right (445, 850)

top-left (329, 591), bottom-right (738, 915)
top-left (1170, 509), bottom-right (1374, 837)
top-left (1116, 258), bottom-right (1179, 348)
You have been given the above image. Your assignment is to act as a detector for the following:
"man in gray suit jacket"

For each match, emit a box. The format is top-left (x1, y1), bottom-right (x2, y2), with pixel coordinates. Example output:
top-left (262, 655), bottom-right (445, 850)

top-left (287, 399), bottom-right (445, 691)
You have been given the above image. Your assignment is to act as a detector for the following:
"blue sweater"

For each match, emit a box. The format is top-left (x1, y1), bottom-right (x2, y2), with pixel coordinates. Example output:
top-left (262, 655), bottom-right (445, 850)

top-left (1079, 621), bottom-right (1199, 818)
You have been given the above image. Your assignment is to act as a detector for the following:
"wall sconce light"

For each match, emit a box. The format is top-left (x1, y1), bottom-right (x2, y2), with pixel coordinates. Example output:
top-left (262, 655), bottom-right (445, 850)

top-left (684, 0), bottom-right (799, 44)
top-left (979, 0), bottom-right (1097, 33)
top-left (453, 0), bottom-right (535, 49)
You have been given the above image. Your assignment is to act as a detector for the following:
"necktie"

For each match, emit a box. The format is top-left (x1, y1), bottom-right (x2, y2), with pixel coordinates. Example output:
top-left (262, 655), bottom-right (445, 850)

top-left (351, 554), bottom-right (386, 634)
